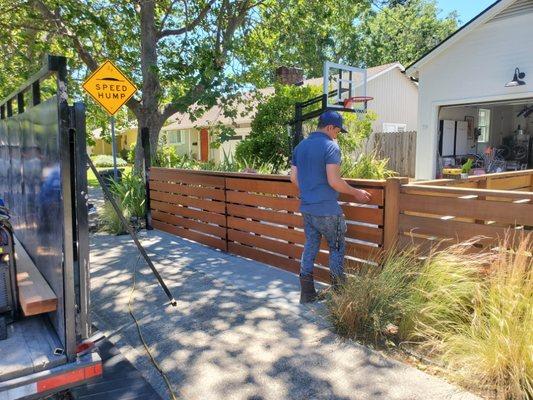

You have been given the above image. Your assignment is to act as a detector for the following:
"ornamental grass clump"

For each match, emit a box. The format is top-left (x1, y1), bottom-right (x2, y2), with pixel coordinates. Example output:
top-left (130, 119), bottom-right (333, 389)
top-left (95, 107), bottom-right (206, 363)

top-left (327, 249), bottom-right (419, 344)
top-left (415, 234), bottom-right (532, 400)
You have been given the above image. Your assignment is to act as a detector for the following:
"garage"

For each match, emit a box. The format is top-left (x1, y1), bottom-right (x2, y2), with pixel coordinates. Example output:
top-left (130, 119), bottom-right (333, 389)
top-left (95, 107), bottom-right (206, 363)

top-left (437, 98), bottom-right (533, 176)
top-left (405, 0), bottom-right (533, 179)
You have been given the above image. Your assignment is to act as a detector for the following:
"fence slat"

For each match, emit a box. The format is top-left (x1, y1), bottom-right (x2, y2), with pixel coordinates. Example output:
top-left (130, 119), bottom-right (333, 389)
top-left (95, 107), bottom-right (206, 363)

top-left (398, 214), bottom-right (519, 243)
top-left (153, 220), bottom-right (227, 251)
top-left (150, 191), bottom-right (226, 213)
top-left (226, 178), bottom-right (298, 196)
top-left (399, 193), bottom-right (533, 226)
top-left (151, 168), bottom-right (225, 187)
top-left (342, 205), bottom-right (383, 225)
top-left (226, 191), bottom-right (300, 212)
top-left (151, 200), bottom-right (226, 226)
top-left (228, 242), bottom-right (331, 283)
top-left (150, 181), bottom-right (225, 201)
top-left (152, 210), bottom-right (226, 238)
top-left (227, 204), bottom-right (303, 227)
top-left (339, 188), bottom-right (384, 206)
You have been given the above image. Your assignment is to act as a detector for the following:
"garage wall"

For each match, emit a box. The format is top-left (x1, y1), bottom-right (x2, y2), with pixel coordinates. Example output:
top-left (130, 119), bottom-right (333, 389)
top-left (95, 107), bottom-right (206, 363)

top-left (367, 67), bottom-right (419, 132)
top-left (413, 5), bottom-right (533, 179)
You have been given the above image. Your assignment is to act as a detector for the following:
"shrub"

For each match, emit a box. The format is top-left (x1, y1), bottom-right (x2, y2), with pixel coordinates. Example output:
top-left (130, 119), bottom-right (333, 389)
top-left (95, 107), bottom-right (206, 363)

top-left (154, 144), bottom-right (181, 168)
top-left (98, 199), bottom-right (129, 235)
top-left (92, 154), bottom-right (128, 167)
top-left (108, 172), bottom-right (146, 218)
top-left (235, 84), bottom-right (322, 172)
top-left (341, 152), bottom-right (397, 179)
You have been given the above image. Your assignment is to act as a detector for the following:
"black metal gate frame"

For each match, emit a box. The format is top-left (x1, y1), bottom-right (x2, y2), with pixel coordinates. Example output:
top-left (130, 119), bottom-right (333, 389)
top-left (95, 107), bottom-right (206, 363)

top-left (0, 55), bottom-right (90, 360)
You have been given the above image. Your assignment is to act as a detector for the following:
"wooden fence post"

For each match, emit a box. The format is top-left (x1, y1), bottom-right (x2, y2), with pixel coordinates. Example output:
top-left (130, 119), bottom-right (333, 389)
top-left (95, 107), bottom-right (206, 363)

top-left (383, 177), bottom-right (407, 252)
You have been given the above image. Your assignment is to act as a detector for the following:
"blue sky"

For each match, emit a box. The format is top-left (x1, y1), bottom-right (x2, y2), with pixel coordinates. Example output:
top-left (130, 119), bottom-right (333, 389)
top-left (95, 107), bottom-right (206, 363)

top-left (436, 0), bottom-right (497, 25)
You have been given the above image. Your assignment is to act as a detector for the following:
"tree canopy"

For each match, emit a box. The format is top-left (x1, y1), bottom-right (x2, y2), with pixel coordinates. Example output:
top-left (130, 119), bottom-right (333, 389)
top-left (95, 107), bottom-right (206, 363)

top-left (0, 0), bottom-right (459, 164)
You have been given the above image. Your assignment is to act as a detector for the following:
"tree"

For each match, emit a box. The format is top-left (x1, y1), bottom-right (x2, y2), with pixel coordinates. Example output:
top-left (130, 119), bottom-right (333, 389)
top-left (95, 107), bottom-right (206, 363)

top-left (235, 84), bottom-right (322, 171)
top-left (1, 0), bottom-right (268, 168)
top-left (340, 0), bottom-right (459, 68)
top-left (235, 0), bottom-right (371, 86)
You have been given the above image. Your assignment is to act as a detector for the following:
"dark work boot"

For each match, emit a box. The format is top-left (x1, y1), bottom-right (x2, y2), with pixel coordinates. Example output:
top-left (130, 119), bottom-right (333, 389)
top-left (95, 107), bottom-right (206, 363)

top-left (299, 274), bottom-right (317, 304)
top-left (330, 274), bottom-right (346, 292)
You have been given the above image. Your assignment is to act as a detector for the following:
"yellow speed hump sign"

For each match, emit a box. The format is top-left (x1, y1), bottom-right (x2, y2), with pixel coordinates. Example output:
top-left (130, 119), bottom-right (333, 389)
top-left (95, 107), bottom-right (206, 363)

top-left (82, 60), bottom-right (137, 115)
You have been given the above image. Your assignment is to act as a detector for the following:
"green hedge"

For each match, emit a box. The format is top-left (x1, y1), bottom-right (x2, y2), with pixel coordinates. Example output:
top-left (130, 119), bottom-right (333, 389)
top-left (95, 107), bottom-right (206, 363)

top-left (91, 154), bottom-right (128, 167)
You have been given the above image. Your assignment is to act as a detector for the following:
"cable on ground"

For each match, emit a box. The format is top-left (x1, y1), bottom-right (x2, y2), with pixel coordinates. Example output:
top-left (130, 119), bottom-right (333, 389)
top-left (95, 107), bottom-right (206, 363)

top-left (128, 252), bottom-right (179, 400)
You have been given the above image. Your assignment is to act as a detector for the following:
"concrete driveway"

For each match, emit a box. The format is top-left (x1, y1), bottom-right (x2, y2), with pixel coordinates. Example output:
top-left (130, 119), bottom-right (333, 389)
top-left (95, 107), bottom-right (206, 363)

top-left (90, 229), bottom-right (480, 400)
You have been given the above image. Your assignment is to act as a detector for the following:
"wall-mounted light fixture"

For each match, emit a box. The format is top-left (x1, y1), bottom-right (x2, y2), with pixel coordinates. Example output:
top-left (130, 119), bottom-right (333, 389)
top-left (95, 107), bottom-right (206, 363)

top-left (505, 67), bottom-right (526, 87)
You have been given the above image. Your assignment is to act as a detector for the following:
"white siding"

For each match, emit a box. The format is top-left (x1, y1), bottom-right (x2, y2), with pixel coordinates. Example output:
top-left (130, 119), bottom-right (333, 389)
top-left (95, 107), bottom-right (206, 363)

top-left (368, 68), bottom-right (418, 132)
top-left (415, 7), bottom-right (533, 179)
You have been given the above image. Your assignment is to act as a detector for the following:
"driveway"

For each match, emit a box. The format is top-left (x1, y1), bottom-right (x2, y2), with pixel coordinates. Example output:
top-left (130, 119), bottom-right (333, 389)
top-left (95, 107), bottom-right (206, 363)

top-left (90, 229), bottom-right (480, 400)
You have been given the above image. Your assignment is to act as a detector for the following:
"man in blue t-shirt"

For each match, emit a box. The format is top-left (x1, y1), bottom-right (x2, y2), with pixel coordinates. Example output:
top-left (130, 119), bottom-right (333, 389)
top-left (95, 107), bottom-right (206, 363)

top-left (290, 111), bottom-right (371, 303)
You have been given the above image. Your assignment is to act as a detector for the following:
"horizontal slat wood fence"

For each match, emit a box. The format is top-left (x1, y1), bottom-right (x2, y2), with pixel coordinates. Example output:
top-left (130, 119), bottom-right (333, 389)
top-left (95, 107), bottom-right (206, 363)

top-left (398, 179), bottom-right (533, 252)
top-left (149, 168), bottom-right (399, 283)
top-left (416, 169), bottom-right (533, 191)
top-left (149, 168), bottom-right (533, 282)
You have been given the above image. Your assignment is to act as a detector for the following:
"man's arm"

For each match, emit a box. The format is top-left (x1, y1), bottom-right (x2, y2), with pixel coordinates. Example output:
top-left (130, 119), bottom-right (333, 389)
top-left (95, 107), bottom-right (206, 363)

top-left (326, 164), bottom-right (371, 203)
top-left (290, 165), bottom-right (299, 190)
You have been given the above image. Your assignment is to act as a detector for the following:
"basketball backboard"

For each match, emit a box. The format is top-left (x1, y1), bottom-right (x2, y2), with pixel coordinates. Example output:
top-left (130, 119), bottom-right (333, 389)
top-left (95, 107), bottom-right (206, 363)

top-left (323, 62), bottom-right (368, 113)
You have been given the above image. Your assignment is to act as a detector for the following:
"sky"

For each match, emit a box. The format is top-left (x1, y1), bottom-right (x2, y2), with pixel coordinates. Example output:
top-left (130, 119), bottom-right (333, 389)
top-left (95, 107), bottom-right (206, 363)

top-left (436, 0), bottom-right (497, 25)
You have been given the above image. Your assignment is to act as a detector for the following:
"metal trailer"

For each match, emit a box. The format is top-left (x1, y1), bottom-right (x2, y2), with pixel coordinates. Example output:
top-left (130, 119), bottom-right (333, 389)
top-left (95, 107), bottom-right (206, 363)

top-left (0, 55), bottom-right (102, 399)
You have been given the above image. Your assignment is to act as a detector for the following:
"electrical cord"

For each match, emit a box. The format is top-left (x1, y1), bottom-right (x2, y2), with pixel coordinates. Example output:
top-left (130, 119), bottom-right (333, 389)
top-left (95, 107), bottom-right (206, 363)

top-left (128, 252), bottom-right (179, 400)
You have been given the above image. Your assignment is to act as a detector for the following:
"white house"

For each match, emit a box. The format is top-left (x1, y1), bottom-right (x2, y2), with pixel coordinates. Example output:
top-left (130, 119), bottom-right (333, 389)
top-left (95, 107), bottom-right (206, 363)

top-left (161, 62), bottom-right (418, 162)
top-left (406, 0), bottom-right (533, 179)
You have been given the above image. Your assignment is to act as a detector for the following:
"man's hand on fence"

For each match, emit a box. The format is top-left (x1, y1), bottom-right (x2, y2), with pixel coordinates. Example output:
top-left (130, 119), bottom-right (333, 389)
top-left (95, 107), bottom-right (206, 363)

top-left (351, 188), bottom-right (371, 204)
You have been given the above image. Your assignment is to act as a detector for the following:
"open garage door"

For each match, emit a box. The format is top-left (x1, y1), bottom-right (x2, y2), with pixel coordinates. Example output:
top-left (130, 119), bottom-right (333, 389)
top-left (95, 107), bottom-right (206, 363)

top-left (438, 98), bottom-right (533, 175)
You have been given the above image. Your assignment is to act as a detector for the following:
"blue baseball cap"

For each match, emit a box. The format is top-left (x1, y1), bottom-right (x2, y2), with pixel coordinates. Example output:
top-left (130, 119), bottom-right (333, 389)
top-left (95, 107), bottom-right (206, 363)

top-left (318, 111), bottom-right (348, 133)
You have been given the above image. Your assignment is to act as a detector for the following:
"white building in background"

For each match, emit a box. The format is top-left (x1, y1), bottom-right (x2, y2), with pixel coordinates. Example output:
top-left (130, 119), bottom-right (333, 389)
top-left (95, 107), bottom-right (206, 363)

top-left (159, 62), bottom-right (418, 163)
top-left (406, 0), bottom-right (533, 179)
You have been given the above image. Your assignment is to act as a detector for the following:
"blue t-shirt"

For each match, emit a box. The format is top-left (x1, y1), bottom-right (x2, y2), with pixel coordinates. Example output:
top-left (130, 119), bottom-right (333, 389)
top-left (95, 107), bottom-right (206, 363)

top-left (291, 131), bottom-right (342, 216)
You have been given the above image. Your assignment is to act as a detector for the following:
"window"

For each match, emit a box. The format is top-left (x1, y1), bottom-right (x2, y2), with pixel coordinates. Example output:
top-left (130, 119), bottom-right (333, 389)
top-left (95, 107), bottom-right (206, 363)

top-left (167, 130), bottom-right (183, 144)
top-left (477, 109), bottom-right (491, 143)
top-left (382, 123), bottom-right (407, 133)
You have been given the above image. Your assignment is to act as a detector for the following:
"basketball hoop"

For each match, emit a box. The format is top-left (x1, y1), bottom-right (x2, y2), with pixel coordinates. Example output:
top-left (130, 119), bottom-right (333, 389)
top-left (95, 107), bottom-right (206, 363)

top-left (343, 96), bottom-right (374, 109)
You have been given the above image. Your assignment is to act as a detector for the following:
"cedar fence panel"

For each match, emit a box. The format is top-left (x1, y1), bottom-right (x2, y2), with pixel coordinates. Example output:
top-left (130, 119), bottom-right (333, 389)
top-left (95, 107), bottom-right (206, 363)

top-left (150, 168), bottom-right (228, 251)
top-left (396, 182), bottom-right (533, 252)
top-left (149, 168), bottom-right (393, 283)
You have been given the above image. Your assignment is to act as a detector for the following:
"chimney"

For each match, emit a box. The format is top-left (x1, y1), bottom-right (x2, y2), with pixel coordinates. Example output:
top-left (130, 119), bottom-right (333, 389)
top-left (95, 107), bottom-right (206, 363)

top-left (275, 66), bottom-right (304, 86)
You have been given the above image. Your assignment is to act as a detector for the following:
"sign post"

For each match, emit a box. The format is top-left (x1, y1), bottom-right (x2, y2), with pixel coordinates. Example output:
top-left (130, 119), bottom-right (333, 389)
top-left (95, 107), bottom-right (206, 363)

top-left (110, 116), bottom-right (118, 180)
top-left (82, 60), bottom-right (137, 181)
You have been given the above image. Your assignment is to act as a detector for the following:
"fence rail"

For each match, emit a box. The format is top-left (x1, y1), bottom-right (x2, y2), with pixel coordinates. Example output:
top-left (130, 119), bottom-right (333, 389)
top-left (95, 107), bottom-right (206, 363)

top-left (416, 169), bottom-right (533, 191)
top-left (149, 168), bottom-right (533, 281)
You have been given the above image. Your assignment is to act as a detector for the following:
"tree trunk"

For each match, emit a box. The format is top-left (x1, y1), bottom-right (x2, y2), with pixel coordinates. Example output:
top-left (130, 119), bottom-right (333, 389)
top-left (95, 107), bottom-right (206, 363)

top-left (133, 115), bottom-right (163, 171)
top-left (133, 0), bottom-right (163, 172)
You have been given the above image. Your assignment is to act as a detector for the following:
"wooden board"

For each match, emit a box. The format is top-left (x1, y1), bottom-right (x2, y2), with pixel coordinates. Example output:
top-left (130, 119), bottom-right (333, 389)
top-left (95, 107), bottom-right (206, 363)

top-left (151, 200), bottom-right (226, 226)
top-left (228, 242), bottom-right (331, 283)
top-left (0, 316), bottom-right (66, 382)
top-left (342, 204), bottom-right (384, 225)
top-left (14, 237), bottom-right (57, 316)
top-left (150, 191), bottom-right (226, 213)
top-left (152, 220), bottom-right (227, 251)
top-left (339, 188), bottom-right (384, 206)
top-left (227, 204), bottom-right (303, 228)
top-left (399, 193), bottom-right (533, 226)
top-left (150, 168), bottom-right (225, 187)
top-left (398, 214), bottom-right (517, 243)
top-left (226, 191), bottom-right (300, 212)
top-left (226, 178), bottom-right (299, 196)
top-left (150, 181), bottom-right (225, 201)
top-left (152, 210), bottom-right (226, 238)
